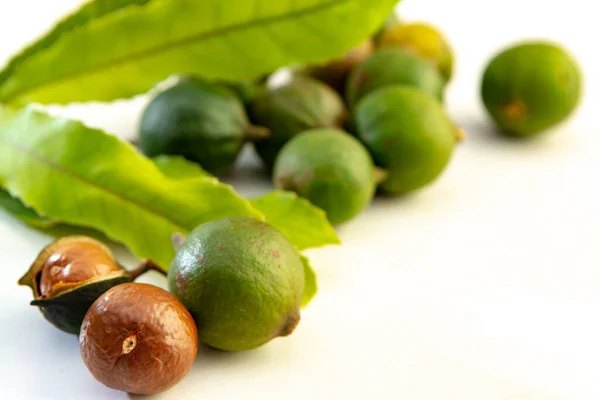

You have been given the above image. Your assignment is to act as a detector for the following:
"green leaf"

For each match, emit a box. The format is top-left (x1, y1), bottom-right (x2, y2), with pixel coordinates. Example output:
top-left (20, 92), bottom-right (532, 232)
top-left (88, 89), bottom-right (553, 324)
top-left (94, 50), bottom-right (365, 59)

top-left (0, 188), bottom-right (57, 228)
top-left (300, 254), bottom-right (318, 307)
top-left (0, 155), bottom-right (211, 230)
top-left (0, 0), bottom-right (153, 90)
top-left (251, 190), bottom-right (340, 250)
top-left (0, 106), bottom-right (262, 269)
top-left (152, 155), bottom-right (213, 180)
top-left (0, 0), bottom-right (398, 105)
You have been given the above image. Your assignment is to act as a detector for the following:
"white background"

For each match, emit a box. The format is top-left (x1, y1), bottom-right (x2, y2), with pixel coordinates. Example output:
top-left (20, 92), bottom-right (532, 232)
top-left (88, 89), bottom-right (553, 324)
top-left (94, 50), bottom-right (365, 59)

top-left (0, 1), bottom-right (599, 399)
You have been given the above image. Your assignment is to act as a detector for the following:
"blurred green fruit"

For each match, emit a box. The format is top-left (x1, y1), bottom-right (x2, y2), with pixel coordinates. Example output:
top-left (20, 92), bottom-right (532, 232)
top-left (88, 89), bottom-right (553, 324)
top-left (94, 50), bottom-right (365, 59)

top-left (355, 86), bottom-right (456, 195)
top-left (346, 47), bottom-right (445, 109)
top-left (139, 77), bottom-right (268, 176)
top-left (273, 129), bottom-right (379, 225)
top-left (481, 41), bottom-right (582, 137)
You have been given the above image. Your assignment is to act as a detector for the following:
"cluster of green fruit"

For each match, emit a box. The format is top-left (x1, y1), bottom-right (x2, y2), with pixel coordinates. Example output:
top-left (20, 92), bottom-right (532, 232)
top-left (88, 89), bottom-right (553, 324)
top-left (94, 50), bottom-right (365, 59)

top-left (20, 216), bottom-right (304, 395)
top-left (139, 20), bottom-right (461, 226)
top-left (138, 16), bottom-right (583, 228)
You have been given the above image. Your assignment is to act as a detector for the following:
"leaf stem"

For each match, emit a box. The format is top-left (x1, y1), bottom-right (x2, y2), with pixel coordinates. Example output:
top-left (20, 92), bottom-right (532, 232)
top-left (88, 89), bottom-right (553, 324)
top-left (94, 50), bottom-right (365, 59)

top-left (454, 126), bottom-right (466, 142)
top-left (128, 259), bottom-right (167, 280)
top-left (244, 125), bottom-right (271, 142)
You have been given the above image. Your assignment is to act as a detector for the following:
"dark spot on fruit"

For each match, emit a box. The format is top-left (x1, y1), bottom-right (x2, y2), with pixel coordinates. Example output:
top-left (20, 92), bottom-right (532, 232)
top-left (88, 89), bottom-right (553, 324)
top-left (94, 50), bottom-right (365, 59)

top-left (385, 136), bottom-right (397, 147)
top-left (176, 271), bottom-right (187, 292)
top-left (219, 246), bottom-right (224, 252)
top-left (503, 99), bottom-right (528, 121)
top-left (198, 257), bottom-right (205, 263)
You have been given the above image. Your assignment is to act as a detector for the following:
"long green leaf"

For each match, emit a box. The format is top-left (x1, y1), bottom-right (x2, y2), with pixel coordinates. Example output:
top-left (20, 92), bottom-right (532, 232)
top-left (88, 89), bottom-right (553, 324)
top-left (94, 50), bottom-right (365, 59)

top-left (0, 0), bottom-right (398, 104)
top-left (0, 155), bottom-right (210, 229)
top-left (251, 190), bottom-right (340, 250)
top-left (152, 155), bottom-right (213, 180)
top-left (0, 106), bottom-right (262, 268)
top-left (0, 0), bottom-right (153, 88)
top-left (0, 188), bottom-right (57, 228)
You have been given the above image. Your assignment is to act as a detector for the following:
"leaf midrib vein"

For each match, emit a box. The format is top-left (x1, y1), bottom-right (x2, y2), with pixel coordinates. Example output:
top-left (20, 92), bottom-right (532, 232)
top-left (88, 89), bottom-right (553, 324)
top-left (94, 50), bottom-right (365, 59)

top-left (0, 136), bottom-right (192, 231)
top-left (7, 0), bottom-right (350, 100)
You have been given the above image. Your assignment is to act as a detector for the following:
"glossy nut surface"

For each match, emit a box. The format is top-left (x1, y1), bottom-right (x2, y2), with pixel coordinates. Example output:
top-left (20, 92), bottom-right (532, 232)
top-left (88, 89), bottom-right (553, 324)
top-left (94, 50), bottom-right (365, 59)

top-left (38, 237), bottom-right (121, 298)
top-left (80, 283), bottom-right (198, 395)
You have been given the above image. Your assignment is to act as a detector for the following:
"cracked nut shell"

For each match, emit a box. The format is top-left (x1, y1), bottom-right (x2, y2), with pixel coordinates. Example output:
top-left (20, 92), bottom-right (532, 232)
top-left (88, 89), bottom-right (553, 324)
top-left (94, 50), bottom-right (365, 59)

top-left (18, 236), bottom-right (129, 334)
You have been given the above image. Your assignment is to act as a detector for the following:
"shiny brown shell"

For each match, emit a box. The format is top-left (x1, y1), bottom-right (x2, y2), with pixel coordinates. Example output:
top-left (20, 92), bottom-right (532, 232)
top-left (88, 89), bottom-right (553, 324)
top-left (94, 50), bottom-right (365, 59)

top-left (80, 283), bottom-right (198, 395)
top-left (38, 237), bottom-right (123, 298)
top-left (19, 236), bottom-right (125, 300)
top-left (18, 236), bottom-right (130, 334)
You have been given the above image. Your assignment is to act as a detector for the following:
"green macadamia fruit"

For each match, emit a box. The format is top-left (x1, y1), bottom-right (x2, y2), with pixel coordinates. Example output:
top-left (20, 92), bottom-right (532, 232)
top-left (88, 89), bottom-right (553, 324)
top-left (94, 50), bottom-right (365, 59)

top-left (355, 86), bottom-right (457, 195)
top-left (168, 216), bottom-right (304, 352)
top-left (139, 77), bottom-right (269, 175)
top-left (273, 129), bottom-right (380, 225)
top-left (481, 41), bottom-right (582, 137)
